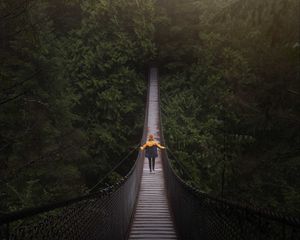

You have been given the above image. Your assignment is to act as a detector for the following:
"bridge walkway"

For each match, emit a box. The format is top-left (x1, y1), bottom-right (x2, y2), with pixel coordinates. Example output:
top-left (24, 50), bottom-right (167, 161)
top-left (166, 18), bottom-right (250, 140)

top-left (128, 68), bottom-right (178, 240)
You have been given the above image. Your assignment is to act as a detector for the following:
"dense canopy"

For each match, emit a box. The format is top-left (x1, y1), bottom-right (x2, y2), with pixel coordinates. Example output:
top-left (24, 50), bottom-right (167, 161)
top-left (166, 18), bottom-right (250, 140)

top-left (1, 0), bottom-right (299, 216)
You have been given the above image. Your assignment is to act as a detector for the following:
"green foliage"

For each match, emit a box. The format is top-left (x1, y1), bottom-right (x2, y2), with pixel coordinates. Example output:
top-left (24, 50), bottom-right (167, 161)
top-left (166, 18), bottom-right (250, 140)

top-left (1, 0), bottom-right (299, 217)
top-left (159, 0), bottom-right (300, 214)
top-left (0, 0), bottom-right (155, 212)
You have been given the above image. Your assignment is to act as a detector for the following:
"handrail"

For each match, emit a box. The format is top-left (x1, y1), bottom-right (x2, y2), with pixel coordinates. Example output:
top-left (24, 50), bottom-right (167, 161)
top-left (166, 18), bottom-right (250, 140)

top-left (2, 67), bottom-right (299, 240)
top-left (166, 147), bottom-right (300, 227)
top-left (0, 145), bottom-right (140, 224)
top-left (0, 71), bottom-right (150, 240)
top-left (157, 68), bottom-right (300, 240)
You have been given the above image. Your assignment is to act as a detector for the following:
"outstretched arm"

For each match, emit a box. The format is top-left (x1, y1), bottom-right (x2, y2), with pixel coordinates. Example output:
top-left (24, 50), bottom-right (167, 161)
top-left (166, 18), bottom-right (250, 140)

top-left (140, 143), bottom-right (148, 150)
top-left (156, 143), bottom-right (166, 149)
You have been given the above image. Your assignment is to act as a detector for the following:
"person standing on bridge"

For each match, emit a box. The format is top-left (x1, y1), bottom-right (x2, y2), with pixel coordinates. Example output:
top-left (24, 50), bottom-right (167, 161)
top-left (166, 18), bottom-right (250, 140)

top-left (140, 134), bottom-right (165, 173)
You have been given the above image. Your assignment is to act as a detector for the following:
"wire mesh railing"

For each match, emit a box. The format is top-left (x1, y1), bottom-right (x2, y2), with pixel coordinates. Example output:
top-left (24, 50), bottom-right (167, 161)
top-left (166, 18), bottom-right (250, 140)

top-left (1, 163), bottom-right (142, 240)
top-left (157, 70), bottom-right (300, 240)
top-left (0, 173), bottom-right (140, 240)
top-left (2, 67), bottom-right (299, 240)
top-left (0, 78), bottom-right (150, 240)
top-left (0, 135), bottom-right (146, 240)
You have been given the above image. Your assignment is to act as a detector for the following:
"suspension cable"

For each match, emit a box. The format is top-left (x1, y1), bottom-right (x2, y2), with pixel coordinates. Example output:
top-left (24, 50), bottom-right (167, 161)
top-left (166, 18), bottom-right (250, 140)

top-left (88, 143), bottom-right (140, 193)
top-left (166, 146), bottom-right (193, 179)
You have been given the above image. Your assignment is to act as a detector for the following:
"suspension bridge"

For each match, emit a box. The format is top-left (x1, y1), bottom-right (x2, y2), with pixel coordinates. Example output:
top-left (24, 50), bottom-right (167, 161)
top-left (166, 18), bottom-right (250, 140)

top-left (0, 68), bottom-right (299, 240)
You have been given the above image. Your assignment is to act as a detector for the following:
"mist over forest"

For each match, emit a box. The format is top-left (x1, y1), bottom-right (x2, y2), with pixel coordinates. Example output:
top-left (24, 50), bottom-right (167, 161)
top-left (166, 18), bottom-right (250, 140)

top-left (1, 0), bottom-right (299, 217)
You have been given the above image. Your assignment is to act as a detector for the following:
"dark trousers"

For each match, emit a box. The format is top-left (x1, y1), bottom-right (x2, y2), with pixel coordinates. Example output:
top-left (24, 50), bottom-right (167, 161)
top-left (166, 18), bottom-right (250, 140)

top-left (148, 157), bottom-right (155, 172)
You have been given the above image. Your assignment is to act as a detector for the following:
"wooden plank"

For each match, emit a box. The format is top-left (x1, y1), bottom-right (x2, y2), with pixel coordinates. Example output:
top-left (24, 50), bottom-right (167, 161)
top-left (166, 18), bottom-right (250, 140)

top-left (128, 68), bottom-right (178, 240)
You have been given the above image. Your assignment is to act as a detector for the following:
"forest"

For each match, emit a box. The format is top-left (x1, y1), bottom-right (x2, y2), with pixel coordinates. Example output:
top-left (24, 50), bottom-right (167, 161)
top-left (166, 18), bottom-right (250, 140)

top-left (0, 0), bottom-right (299, 218)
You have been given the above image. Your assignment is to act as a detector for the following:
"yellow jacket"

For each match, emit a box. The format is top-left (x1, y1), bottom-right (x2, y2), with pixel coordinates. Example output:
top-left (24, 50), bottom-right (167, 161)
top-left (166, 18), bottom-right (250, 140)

top-left (140, 140), bottom-right (165, 150)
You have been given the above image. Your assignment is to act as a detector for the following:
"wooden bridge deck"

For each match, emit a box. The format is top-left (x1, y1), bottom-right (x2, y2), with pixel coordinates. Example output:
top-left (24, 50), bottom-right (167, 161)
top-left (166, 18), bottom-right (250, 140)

top-left (128, 68), bottom-right (178, 240)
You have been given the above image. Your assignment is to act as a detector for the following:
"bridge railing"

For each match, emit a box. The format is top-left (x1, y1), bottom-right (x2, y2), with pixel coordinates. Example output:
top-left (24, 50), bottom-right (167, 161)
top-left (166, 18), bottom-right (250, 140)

top-left (0, 79), bottom-right (150, 240)
top-left (1, 168), bottom-right (140, 240)
top-left (157, 77), bottom-right (300, 240)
